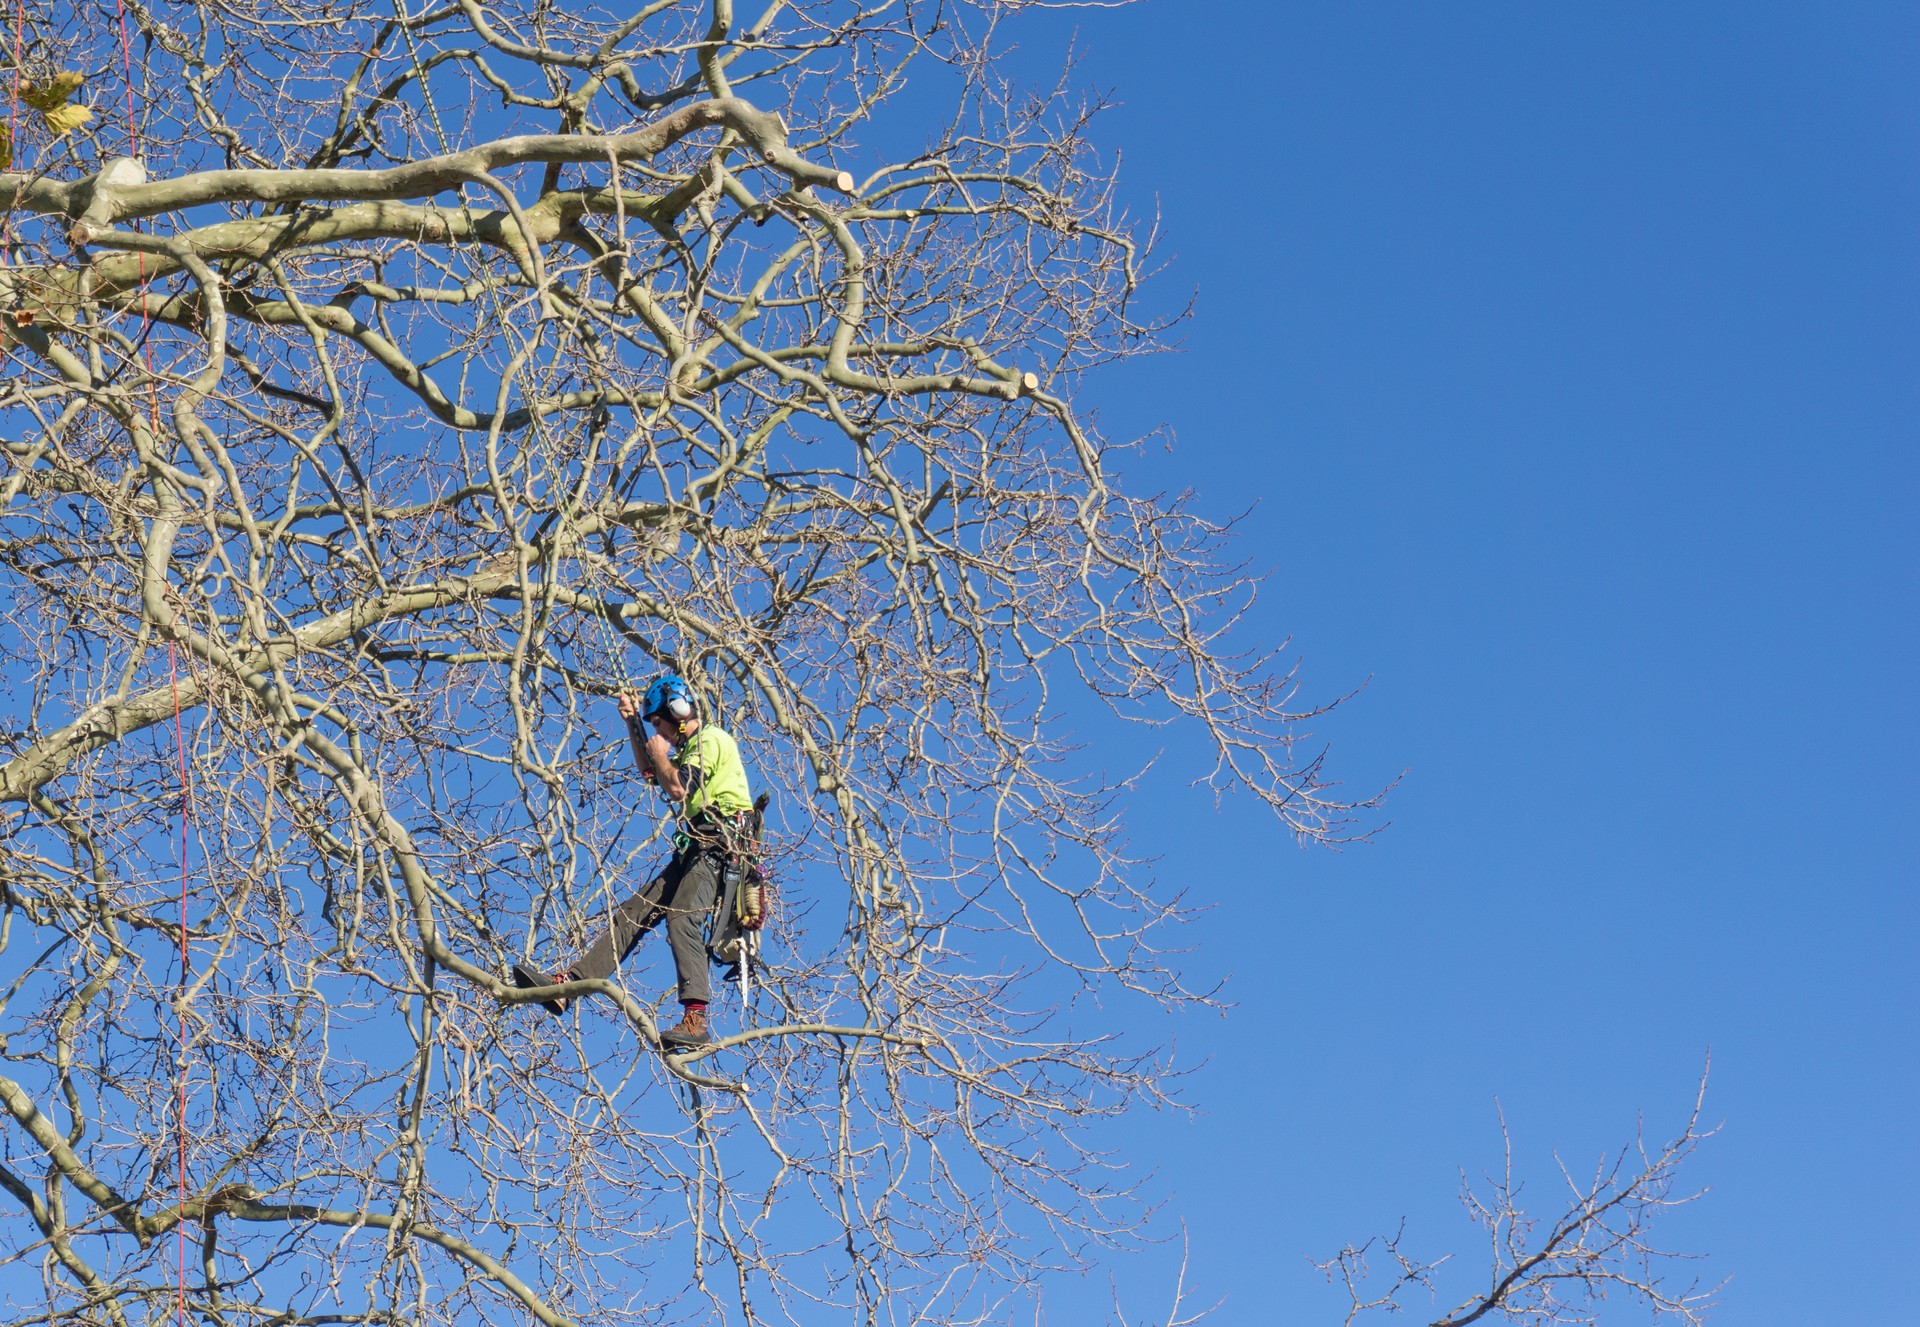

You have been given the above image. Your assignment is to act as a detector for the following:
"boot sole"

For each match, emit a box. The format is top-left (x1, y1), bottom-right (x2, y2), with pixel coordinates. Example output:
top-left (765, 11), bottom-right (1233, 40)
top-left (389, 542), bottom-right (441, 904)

top-left (510, 963), bottom-right (568, 1017)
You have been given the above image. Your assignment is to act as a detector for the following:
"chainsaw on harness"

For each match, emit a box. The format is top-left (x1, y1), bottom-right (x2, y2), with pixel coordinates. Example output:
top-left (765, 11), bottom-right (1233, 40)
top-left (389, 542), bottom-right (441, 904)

top-left (703, 790), bottom-right (772, 999)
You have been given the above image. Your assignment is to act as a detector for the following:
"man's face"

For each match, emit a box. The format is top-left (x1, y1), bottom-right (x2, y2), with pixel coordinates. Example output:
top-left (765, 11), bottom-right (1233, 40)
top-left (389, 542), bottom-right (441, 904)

top-left (649, 714), bottom-right (680, 743)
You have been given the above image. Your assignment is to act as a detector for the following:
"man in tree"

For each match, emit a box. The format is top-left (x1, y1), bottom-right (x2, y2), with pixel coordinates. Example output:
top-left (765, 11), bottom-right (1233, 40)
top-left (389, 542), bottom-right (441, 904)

top-left (515, 674), bottom-right (754, 1048)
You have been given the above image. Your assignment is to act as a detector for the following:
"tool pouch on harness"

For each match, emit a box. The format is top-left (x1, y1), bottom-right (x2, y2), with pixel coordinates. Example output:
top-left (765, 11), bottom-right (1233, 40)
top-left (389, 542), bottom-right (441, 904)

top-left (707, 791), bottom-right (770, 968)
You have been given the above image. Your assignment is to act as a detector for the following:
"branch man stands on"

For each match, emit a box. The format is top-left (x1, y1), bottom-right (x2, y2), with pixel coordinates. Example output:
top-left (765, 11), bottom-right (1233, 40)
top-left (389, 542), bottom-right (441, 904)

top-left (513, 673), bottom-right (755, 1049)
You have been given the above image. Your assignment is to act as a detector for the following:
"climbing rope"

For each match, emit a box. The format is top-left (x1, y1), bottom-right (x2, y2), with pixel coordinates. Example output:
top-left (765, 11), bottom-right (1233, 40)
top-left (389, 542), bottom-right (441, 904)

top-left (111, 0), bottom-right (155, 342)
top-left (384, 0), bottom-right (640, 695)
top-left (113, 0), bottom-right (137, 158)
top-left (3, 0), bottom-right (24, 271)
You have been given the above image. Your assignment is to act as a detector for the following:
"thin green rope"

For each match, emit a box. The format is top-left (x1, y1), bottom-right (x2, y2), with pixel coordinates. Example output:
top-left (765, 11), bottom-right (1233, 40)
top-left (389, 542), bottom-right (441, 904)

top-left (385, 0), bottom-right (647, 697)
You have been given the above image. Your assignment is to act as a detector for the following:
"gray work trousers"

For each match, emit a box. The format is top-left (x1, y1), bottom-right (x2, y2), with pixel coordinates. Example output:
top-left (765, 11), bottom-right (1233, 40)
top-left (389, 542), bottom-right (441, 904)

top-left (573, 849), bottom-right (720, 1004)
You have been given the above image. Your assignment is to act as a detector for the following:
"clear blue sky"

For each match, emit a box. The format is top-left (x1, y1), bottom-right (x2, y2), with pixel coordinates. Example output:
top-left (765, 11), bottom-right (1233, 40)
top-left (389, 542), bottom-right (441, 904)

top-left (999, 3), bottom-right (1916, 1322)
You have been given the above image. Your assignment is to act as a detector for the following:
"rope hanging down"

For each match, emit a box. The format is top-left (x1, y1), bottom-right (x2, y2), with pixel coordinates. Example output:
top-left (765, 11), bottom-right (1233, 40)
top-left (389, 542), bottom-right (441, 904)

top-left (3, 0), bottom-right (24, 269)
top-left (386, 0), bottom-right (644, 701)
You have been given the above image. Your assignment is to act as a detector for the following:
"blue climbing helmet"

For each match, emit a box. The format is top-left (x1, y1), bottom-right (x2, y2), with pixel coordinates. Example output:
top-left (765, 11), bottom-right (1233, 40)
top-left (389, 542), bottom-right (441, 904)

top-left (640, 672), bottom-right (697, 723)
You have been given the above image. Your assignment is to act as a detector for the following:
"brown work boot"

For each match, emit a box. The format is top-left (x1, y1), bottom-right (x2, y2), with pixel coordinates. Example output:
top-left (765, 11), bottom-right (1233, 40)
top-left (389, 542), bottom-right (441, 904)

top-left (659, 1001), bottom-right (711, 1050)
top-left (511, 963), bottom-right (574, 1017)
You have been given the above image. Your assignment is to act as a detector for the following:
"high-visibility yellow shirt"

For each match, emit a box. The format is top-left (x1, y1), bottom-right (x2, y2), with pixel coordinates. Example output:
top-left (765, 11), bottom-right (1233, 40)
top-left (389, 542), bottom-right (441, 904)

top-left (674, 723), bottom-right (752, 820)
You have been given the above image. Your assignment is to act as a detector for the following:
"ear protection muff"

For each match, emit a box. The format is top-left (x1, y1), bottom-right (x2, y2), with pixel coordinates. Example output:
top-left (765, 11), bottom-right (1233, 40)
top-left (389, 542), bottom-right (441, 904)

top-left (642, 672), bottom-right (699, 723)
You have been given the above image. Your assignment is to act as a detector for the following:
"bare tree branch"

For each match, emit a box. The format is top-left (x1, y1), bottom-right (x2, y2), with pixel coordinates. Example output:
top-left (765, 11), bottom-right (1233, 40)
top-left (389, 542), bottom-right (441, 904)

top-left (1317, 1069), bottom-right (1722, 1327)
top-left (0, 2), bottom-right (1374, 1323)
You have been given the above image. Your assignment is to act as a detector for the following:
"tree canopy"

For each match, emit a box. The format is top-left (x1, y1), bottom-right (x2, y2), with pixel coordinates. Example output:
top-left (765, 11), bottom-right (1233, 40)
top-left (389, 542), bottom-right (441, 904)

top-left (0, 3), bottom-right (1362, 1323)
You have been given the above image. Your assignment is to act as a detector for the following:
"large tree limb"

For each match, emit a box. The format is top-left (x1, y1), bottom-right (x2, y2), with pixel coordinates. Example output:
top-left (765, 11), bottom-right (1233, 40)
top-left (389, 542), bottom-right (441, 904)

top-left (0, 556), bottom-right (541, 802)
top-left (0, 1071), bottom-right (144, 1243)
top-left (223, 1193), bottom-right (577, 1327)
top-left (0, 97), bottom-right (853, 240)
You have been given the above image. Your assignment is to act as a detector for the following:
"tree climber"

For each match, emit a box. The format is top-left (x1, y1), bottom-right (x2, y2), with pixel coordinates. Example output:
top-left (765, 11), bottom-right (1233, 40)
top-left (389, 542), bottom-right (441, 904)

top-left (513, 673), bottom-right (755, 1049)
